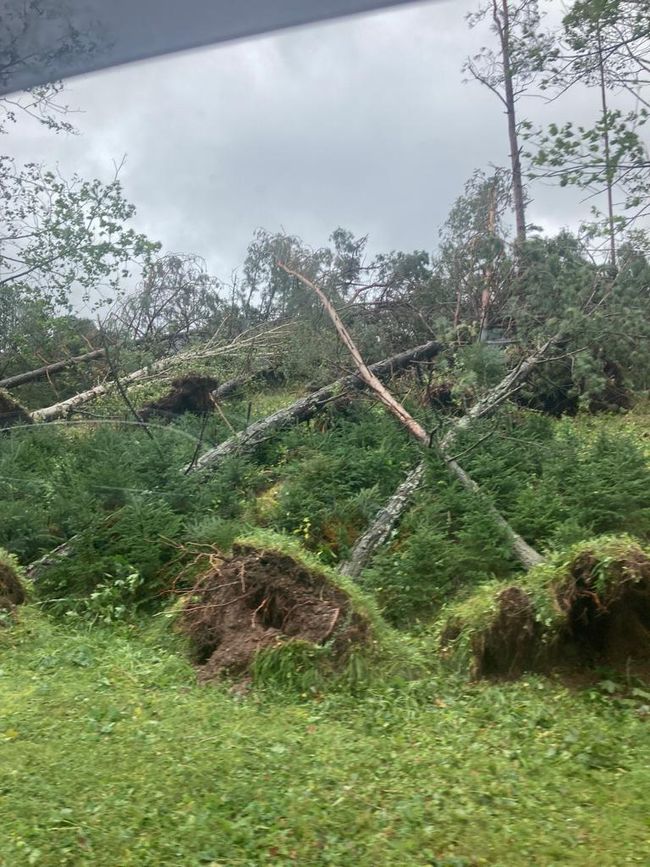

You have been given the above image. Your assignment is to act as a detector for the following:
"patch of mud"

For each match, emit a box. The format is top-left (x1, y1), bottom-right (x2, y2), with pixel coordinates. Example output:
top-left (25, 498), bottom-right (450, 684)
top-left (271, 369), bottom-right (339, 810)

top-left (179, 544), bottom-right (369, 681)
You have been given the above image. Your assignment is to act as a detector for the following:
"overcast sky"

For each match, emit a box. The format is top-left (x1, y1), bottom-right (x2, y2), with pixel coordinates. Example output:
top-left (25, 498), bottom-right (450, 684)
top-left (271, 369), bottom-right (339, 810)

top-left (6, 0), bottom-right (616, 290)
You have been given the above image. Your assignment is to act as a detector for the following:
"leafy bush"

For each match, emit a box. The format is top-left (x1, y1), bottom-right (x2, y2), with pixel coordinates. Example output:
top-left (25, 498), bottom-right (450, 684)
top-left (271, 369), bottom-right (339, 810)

top-left (261, 404), bottom-right (417, 562)
top-left (35, 499), bottom-right (183, 622)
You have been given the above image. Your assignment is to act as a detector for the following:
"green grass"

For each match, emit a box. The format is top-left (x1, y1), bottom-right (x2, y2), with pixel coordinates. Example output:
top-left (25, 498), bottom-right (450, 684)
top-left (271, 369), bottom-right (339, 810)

top-left (2, 611), bottom-right (650, 866)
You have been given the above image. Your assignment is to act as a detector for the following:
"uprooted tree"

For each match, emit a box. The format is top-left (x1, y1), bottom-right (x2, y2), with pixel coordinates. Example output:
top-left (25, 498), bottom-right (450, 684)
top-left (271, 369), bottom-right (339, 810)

top-left (278, 262), bottom-right (546, 571)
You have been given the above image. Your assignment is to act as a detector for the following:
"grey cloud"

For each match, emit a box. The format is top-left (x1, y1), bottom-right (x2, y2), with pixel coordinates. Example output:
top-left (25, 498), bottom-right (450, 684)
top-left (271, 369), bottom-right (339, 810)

top-left (5, 0), bottom-right (625, 285)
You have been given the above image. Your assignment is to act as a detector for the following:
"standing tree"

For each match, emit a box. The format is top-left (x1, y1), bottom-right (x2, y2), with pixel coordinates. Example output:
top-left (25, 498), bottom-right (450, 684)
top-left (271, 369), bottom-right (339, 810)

top-left (107, 253), bottom-right (224, 348)
top-left (0, 159), bottom-right (159, 375)
top-left (525, 0), bottom-right (650, 266)
top-left (437, 168), bottom-right (512, 340)
top-left (464, 0), bottom-right (554, 245)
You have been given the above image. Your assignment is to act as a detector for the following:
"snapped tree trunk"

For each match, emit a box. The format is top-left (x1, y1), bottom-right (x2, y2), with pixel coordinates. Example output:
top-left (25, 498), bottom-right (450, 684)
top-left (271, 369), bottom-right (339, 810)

top-left (184, 339), bottom-right (443, 473)
top-left (0, 349), bottom-right (106, 390)
top-left (279, 262), bottom-right (545, 572)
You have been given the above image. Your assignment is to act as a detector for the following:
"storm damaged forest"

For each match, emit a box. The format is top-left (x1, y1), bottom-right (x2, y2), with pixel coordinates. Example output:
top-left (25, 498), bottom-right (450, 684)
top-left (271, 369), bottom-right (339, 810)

top-left (2, 1), bottom-right (650, 865)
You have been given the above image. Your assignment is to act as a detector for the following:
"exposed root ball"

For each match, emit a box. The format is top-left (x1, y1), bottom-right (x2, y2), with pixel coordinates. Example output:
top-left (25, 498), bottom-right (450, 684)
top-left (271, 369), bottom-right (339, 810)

top-left (441, 538), bottom-right (650, 679)
top-left (556, 546), bottom-right (650, 667)
top-left (471, 586), bottom-right (539, 678)
top-left (0, 389), bottom-right (32, 430)
top-left (179, 543), bottom-right (369, 681)
top-left (139, 374), bottom-right (221, 421)
top-left (0, 555), bottom-right (26, 618)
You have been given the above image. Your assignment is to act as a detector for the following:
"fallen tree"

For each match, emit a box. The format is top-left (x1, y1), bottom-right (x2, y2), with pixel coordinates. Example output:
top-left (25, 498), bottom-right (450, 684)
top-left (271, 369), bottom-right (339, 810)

top-left (0, 348), bottom-right (106, 390)
top-left (279, 263), bottom-right (544, 571)
top-left (29, 326), bottom-right (287, 423)
top-left (340, 463), bottom-right (426, 579)
top-left (340, 335), bottom-right (559, 577)
top-left (184, 338), bottom-right (443, 473)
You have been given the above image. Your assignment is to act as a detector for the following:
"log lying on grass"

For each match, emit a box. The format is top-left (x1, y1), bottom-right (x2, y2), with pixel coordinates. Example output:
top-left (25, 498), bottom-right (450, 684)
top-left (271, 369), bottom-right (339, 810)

top-left (339, 336), bottom-right (559, 578)
top-left (0, 348), bottom-right (106, 390)
top-left (185, 339), bottom-right (443, 473)
top-left (438, 536), bottom-right (650, 679)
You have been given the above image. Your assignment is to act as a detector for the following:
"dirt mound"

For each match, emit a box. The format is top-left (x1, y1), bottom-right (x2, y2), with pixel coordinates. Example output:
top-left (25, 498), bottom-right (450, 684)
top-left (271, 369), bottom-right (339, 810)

top-left (0, 389), bottom-right (32, 430)
top-left (471, 586), bottom-right (540, 678)
top-left (139, 374), bottom-right (221, 421)
top-left (555, 546), bottom-right (650, 668)
top-left (0, 558), bottom-right (26, 616)
top-left (179, 543), bottom-right (369, 681)
top-left (442, 540), bottom-right (650, 679)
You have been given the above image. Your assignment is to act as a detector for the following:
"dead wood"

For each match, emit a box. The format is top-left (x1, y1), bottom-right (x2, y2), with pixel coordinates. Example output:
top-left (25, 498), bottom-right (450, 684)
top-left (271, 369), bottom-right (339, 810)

top-left (280, 263), bottom-right (546, 572)
top-left (29, 325), bottom-right (287, 423)
top-left (0, 349), bottom-right (106, 390)
top-left (0, 389), bottom-right (33, 430)
top-left (184, 339), bottom-right (443, 473)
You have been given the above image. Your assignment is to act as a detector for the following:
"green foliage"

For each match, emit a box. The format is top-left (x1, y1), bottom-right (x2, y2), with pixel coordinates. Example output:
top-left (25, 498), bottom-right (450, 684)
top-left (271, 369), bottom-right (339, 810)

top-left (259, 403), bottom-right (417, 562)
top-left (362, 456), bottom-right (516, 625)
top-left (0, 545), bottom-right (23, 579)
top-left (454, 342), bottom-right (506, 390)
top-left (34, 499), bottom-right (183, 623)
top-left (363, 407), bottom-right (650, 624)
top-left (0, 157), bottom-right (159, 313)
top-left (460, 411), bottom-right (650, 548)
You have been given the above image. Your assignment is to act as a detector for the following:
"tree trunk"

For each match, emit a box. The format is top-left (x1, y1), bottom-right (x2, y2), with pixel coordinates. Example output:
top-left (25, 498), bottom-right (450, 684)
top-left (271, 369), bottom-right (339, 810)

top-left (282, 263), bottom-right (544, 571)
top-left (29, 329), bottom-right (284, 423)
top-left (0, 348), bottom-right (106, 390)
top-left (25, 538), bottom-right (75, 581)
top-left (340, 463), bottom-right (425, 578)
top-left (340, 336), bottom-right (558, 577)
top-left (597, 28), bottom-right (617, 268)
top-left (30, 357), bottom-right (174, 422)
top-left (184, 339), bottom-right (443, 473)
top-left (211, 366), bottom-right (275, 402)
top-left (497, 0), bottom-right (527, 246)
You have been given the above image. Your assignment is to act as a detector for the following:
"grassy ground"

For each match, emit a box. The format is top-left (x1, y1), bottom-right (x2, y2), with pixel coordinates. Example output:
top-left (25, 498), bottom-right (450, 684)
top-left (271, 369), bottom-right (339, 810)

top-left (1, 612), bottom-right (649, 867)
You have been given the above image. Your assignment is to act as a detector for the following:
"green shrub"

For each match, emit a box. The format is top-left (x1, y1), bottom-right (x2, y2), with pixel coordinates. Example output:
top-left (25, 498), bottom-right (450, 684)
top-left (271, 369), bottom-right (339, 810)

top-left (34, 499), bottom-right (183, 622)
